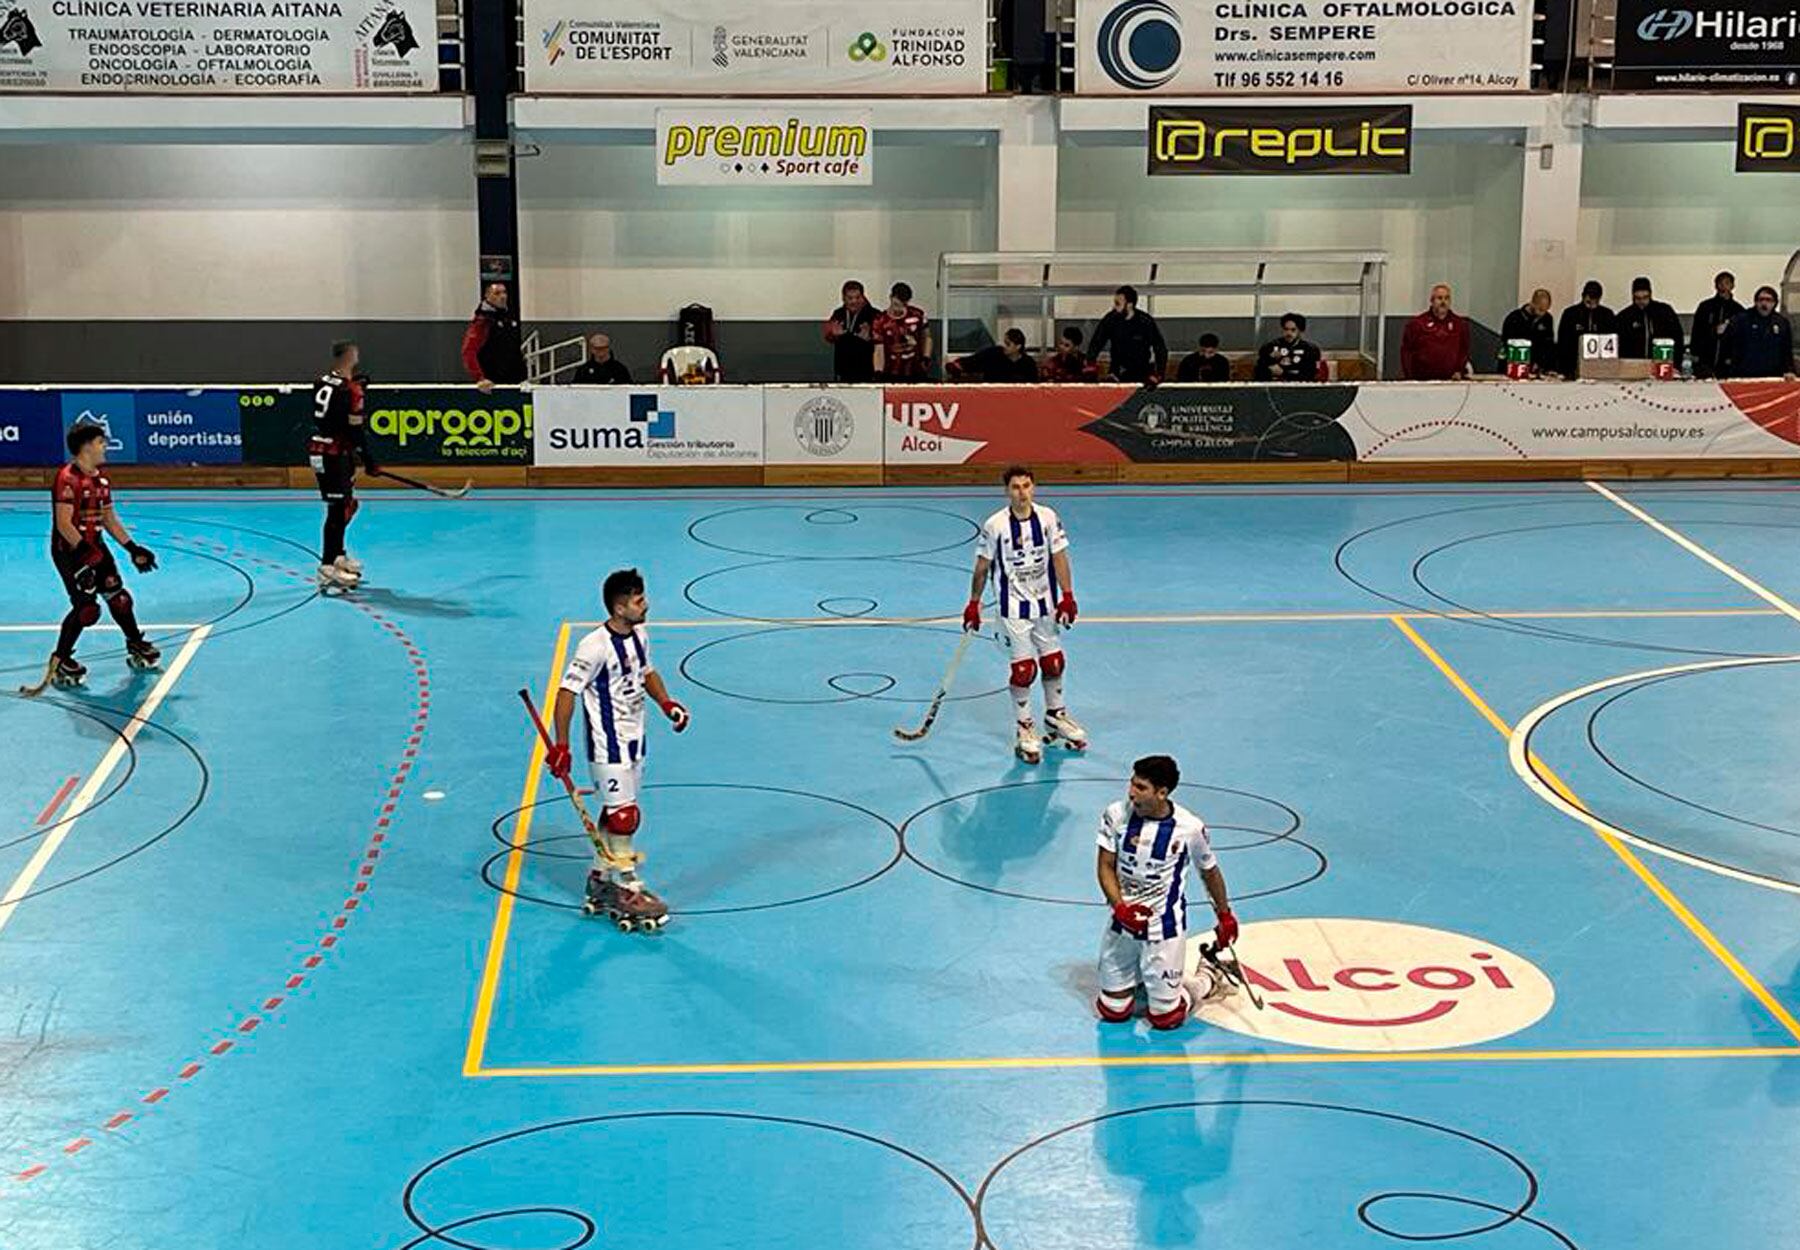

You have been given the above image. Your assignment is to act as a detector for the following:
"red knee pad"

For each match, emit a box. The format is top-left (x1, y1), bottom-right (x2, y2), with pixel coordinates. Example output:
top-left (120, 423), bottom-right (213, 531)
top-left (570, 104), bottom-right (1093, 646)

top-left (603, 804), bottom-right (641, 836)
top-left (107, 588), bottom-right (133, 614)
top-left (1096, 994), bottom-right (1135, 1024)
top-left (1009, 658), bottom-right (1038, 688)
top-left (1040, 651), bottom-right (1065, 678)
top-left (75, 600), bottom-right (101, 626)
top-left (1147, 996), bottom-right (1190, 1031)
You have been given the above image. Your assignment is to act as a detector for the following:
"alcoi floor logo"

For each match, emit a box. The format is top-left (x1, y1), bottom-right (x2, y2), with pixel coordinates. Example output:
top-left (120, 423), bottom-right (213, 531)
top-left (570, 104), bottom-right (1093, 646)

top-left (1097, 0), bottom-right (1183, 91)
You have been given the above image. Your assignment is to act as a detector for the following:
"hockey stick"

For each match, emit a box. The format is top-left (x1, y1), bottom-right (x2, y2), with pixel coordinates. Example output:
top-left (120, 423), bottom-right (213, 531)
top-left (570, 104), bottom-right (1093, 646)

top-left (516, 688), bottom-right (639, 870)
top-left (16, 655), bottom-right (59, 698)
top-left (893, 630), bottom-right (975, 742)
top-left (1200, 940), bottom-right (1264, 1011)
top-left (372, 468), bottom-right (471, 499)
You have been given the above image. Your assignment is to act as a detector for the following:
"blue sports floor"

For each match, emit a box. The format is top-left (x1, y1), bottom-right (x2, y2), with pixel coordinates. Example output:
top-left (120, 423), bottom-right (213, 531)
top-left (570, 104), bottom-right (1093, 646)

top-left (4, 480), bottom-right (1800, 1248)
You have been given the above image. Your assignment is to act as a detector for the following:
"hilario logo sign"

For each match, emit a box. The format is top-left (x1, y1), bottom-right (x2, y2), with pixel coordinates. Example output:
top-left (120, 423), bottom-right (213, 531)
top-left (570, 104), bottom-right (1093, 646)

top-left (1150, 104), bottom-right (1413, 175)
top-left (1197, 917), bottom-right (1554, 1051)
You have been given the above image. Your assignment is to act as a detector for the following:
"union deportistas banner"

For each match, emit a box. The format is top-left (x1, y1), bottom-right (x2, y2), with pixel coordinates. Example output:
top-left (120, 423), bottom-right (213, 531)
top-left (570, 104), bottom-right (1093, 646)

top-left (0, 0), bottom-right (435, 92)
top-left (1075, 0), bottom-right (1533, 94)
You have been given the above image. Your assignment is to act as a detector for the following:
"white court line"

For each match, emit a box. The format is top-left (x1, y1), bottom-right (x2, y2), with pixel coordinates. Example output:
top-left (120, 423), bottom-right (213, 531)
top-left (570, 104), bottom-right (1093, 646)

top-left (0, 623), bottom-right (202, 633)
top-left (578, 606), bottom-right (1782, 630)
top-left (0, 625), bottom-right (210, 939)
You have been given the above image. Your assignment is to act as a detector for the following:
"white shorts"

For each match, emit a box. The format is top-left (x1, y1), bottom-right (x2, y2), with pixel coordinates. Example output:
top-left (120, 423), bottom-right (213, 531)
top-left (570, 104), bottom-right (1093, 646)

top-left (1099, 927), bottom-right (1188, 1014)
top-left (1001, 615), bottom-right (1062, 664)
top-left (589, 759), bottom-right (642, 812)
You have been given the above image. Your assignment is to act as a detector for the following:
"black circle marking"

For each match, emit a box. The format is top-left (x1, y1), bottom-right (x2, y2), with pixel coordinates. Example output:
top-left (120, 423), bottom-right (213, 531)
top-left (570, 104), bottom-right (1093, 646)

top-left (687, 503), bottom-right (980, 560)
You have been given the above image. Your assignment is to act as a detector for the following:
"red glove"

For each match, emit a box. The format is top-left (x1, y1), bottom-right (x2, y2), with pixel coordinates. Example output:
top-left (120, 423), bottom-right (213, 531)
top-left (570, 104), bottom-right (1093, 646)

top-left (1055, 593), bottom-right (1078, 626)
top-left (1214, 909), bottom-right (1239, 949)
top-left (1112, 900), bottom-right (1153, 937)
top-left (660, 699), bottom-right (690, 732)
top-left (545, 742), bottom-right (572, 782)
top-left (962, 599), bottom-right (982, 632)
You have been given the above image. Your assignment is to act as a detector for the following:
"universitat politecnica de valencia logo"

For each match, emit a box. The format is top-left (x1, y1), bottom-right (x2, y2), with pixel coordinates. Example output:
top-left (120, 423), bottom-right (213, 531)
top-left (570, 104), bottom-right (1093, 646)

top-left (1096, 0), bottom-right (1183, 90)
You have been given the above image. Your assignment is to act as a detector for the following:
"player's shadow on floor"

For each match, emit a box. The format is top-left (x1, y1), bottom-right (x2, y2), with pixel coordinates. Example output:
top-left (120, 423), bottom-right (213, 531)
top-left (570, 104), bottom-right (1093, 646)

top-left (1754, 943), bottom-right (1800, 1108)
top-left (1096, 1045), bottom-right (1242, 1245)
top-left (350, 587), bottom-right (478, 618)
top-left (934, 770), bottom-right (1068, 890)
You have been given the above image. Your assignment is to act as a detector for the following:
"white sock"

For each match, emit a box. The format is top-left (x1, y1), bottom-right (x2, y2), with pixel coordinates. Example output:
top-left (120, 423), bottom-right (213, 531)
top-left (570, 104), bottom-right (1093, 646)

top-left (1011, 682), bottom-right (1033, 722)
top-left (1042, 673), bottom-right (1065, 711)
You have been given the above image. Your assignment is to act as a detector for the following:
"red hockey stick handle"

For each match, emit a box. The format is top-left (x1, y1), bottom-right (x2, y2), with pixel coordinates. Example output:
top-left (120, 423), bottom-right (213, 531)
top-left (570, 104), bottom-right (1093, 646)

top-left (518, 688), bottom-right (578, 796)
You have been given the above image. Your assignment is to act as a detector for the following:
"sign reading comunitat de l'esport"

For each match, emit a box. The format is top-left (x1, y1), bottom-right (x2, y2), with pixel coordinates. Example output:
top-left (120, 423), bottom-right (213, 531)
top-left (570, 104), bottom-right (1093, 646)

top-left (0, 0), bottom-right (436, 93)
top-left (1075, 0), bottom-right (1532, 94)
top-left (1614, 1), bottom-right (1800, 89)
top-left (523, 0), bottom-right (986, 94)
top-left (657, 108), bottom-right (872, 186)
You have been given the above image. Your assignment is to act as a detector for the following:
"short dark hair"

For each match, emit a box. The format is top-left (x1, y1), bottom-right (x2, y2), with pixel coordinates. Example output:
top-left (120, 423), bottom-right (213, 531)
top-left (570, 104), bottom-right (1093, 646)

top-left (1281, 312), bottom-right (1307, 331)
top-left (1631, 276), bottom-right (1652, 294)
top-left (1756, 286), bottom-right (1780, 303)
top-left (1003, 328), bottom-right (1027, 348)
top-left (602, 567), bottom-right (645, 613)
top-left (66, 423), bottom-right (106, 456)
top-left (842, 279), bottom-right (865, 295)
top-left (1198, 332), bottom-right (1220, 349)
top-left (331, 339), bottom-right (357, 361)
top-left (1059, 325), bottom-right (1084, 347)
top-left (1002, 463), bottom-right (1034, 486)
top-left (890, 281), bottom-right (913, 303)
top-left (1716, 271), bottom-right (1736, 285)
top-left (1132, 754), bottom-right (1180, 793)
top-left (1115, 285), bottom-right (1139, 306)
top-left (1583, 280), bottom-right (1604, 300)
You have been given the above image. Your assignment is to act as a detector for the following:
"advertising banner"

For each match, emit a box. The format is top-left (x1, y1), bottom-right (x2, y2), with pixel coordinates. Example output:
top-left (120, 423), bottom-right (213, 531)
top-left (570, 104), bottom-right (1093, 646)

top-left (136, 389), bottom-right (243, 464)
top-left (764, 387), bottom-right (884, 465)
top-left (524, 0), bottom-right (985, 94)
top-left (363, 387), bottom-right (532, 464)
top-left (1737, 102), bottom-right (1800, 172)
top-left (239, 387), bottom-right (314, 466)
top-left (0, 391), bottom-right (61, 466)
top-left (1075, 0), bottom-right (1532, 95)
top-left (1613, 1), bottom-right (1800, 90)
top-left (534, 387), bottom-right (764, 467)
top-left (656, 108), bottom-right (872, 187)
top-left (0, 0), bottom-right (437, 93)
top-left (1149, 104), bottom-right (1412, 175)
top-left (61, 392), bottom-right (138, 463)
top-left (884, 385), bottom-right (1138, 465)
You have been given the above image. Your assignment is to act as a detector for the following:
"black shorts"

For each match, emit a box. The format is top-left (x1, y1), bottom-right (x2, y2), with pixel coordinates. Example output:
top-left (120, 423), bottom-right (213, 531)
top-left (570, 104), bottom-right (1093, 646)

top-left (51, 540), bottom-right (121, 603)
top-left (312, 451), bottom-right (356, 502)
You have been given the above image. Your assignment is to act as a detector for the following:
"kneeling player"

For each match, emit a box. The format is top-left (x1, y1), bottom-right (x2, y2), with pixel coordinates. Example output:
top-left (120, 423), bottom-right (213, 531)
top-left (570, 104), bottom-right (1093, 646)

top-left (42, 423), bottom-right (160, 688)
top-left (1096, 755), bottom-right (1239, 1030)
top-left (962, 464), bottom-right (1085, 764)
top-left (546, 568), bottom-right (691, 931)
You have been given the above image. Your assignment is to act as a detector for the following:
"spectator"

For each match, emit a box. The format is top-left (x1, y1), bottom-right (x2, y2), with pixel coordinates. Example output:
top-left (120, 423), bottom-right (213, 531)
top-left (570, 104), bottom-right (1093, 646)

top-left (872, 282), bottom-right (933, 380)
top-left (948, 328), bottom-right (1039, 383)
top-left (461, 281), bottom-right (526, 390)
top-left (1176, 333), bottom-right (1232, 383)
top-left (1040, 326), bottom-right (1098, 382)
top-left (1557, 280), bottom-right (1616, 379)
top-left (1499, 288), bottom-right (1557, 375)
top-left (1254, 313), bottom-right (1323, 382)
top-left (822, 280), bottom-right (878, 383)
top-left (1615, 276), bottom-right (1684, 363)
top-left (1400, 284), bottom-right (1472, 381)
top-left (1721, 286), bottom-right (1797, 379)
top-left (1087, 285), bottom-right (1168, 383)
top-left (1691, 271), bottom-right (1743, 379)
top-left (569, 332), bottom-right (631, 385)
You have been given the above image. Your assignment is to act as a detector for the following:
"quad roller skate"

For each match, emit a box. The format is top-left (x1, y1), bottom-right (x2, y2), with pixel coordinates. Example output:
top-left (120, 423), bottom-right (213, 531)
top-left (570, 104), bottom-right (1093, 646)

top-left (126, 638), bottom-right (162, 671)
top-left (1014, 718), bottom-right (1043, 765)
top-left (317, 561), bottom-right (361, 594)
top-left (583, 871), bottom-right (669, 933)
top-left (1042, 707), bottom-right (1088, 752)
top-left (51, 653), bottom-right (87, 688)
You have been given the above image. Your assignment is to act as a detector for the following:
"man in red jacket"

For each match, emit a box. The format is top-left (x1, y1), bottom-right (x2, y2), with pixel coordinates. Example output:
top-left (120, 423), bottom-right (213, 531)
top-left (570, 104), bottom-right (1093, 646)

top-left (1400, 284), bottom-right (1471, 381)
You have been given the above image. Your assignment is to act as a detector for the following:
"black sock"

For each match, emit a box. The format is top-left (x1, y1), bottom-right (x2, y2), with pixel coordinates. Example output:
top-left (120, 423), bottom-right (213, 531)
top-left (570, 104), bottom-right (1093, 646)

top-left (55, 608), bottom-right (85, 660)
top-left (322, 500), bottom-right (348, 562)
top-left (106, 595), bottom-right (144, 646)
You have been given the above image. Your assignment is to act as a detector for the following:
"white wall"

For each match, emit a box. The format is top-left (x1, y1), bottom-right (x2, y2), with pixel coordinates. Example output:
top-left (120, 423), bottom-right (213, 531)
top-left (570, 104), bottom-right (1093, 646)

top-left (0, 144), bottom-right (476, 320)
top-left (518, 139), bottom-right (999, 321)
top-left (1057, 138), bottom-right (1524, 329)
top-left (1578, 139), bottom-right (1800, 312)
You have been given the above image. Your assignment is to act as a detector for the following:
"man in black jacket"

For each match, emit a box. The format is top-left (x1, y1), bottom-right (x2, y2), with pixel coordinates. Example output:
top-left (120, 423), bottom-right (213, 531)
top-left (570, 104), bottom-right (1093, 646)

top-left (1087, 286), bottom-right (1167, 383)
top-left (822, 280), bottom-right (879, 382)
top-left (1691, 272), bottom-right (1743, 379)
top-left (462, 282), bottom-right (526, 389)
top-left (1557, 281), bottom-right (1615, 379)
top-left (569, 332), bottom-right (632, 385)
top-left (1615, 277), bottom-right (1684, 364)
top-left (1722, 287), bottom-right (1797, 379)
top-left (1176, 333), bottom-right (1232, 382)
top-left (1254, 314), bottom-right (1323, 382)
top-left (1498, 288), bottom-right (1557, 375)
top-left (948, 328), bottom-right (1040, 383)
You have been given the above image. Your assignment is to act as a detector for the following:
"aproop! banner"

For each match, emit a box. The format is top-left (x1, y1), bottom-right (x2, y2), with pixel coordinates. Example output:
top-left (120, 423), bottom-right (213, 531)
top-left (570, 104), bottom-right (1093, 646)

top-left (0, 0), bottom-right (437, 93)
top-left (1075, 0), bottom-right (1532, 95)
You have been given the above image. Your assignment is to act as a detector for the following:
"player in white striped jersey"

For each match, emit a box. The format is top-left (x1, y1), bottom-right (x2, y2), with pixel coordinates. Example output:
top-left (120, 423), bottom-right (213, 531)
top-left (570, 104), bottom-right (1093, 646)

top-left (1096, 755), bottom-right (1240, 1030)
top-left (962, 464), bottom-right (1085, 764)
top-left (547, 568), bottom-right (691, 928)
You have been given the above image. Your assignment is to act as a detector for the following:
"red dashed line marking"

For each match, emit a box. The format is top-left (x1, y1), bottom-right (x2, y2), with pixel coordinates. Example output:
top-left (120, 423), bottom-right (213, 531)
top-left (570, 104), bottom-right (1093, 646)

top-left (8, 569), bottom-right (432, 1184)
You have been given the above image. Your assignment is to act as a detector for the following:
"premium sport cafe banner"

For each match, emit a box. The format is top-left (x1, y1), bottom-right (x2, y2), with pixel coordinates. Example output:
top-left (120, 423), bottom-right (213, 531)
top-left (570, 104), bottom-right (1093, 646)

top-left (0, 0), bottom-right (436, 92)
top-left (1075, 0), bottom-right (1532, 94)
top-left (524, 0), bottom-right (986, 94)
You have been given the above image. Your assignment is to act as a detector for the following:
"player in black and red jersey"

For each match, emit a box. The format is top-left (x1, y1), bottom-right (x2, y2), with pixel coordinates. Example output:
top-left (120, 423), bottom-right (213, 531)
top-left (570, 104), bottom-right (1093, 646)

top-left (311, 339), bottom-right (380, 590)
top-left (37, 423), bottom-right (159, 690)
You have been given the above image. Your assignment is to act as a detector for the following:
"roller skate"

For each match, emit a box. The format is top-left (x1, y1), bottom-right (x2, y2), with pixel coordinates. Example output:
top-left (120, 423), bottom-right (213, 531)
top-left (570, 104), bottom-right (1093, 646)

top-left (1042, 707), bottom-right (1088, 752)
top-left (335, 552), bottom-right (364, 577)
top-left (583, 871), bottom-right (669, 933)
top-left (125, 638), bottom-right (161, 671)
top-left (1014, 717), bottom-right (1042, 765)
top-left (317, 561), bottom-right (360, 594)
top-left (50, 653), bottom-right (86, 688)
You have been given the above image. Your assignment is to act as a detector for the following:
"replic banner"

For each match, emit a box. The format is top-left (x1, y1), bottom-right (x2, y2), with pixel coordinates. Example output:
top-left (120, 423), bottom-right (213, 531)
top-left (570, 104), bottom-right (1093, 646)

top-left (1613, 1), bottom-right (1800, 89)
top-left (1737, 102), bottom-right (1800, 171)
top-left (1149, 104), bottom-right (1412, 175)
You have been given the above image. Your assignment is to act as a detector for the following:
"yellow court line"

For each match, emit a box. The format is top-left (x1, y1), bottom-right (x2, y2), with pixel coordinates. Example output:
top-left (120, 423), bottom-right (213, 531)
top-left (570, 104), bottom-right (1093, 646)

top-left (462, 620), bottom-right (573, 1076)
top-left (473, 1044), bottom-right (1800, 1079)
top-left (588, 606), bottom-right (1781, 630)
top-left (1391, 615), bottom-right (1800, 1045)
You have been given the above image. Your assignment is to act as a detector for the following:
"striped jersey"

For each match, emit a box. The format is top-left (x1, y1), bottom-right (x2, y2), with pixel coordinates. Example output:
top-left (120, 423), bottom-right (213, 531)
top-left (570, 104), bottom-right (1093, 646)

top-left (1097, 799), bottom-right (1216, 942)
top-left (561, 624), bottom-right (657, 765)
top-left (978, 504), bottom-right (1068, 620)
